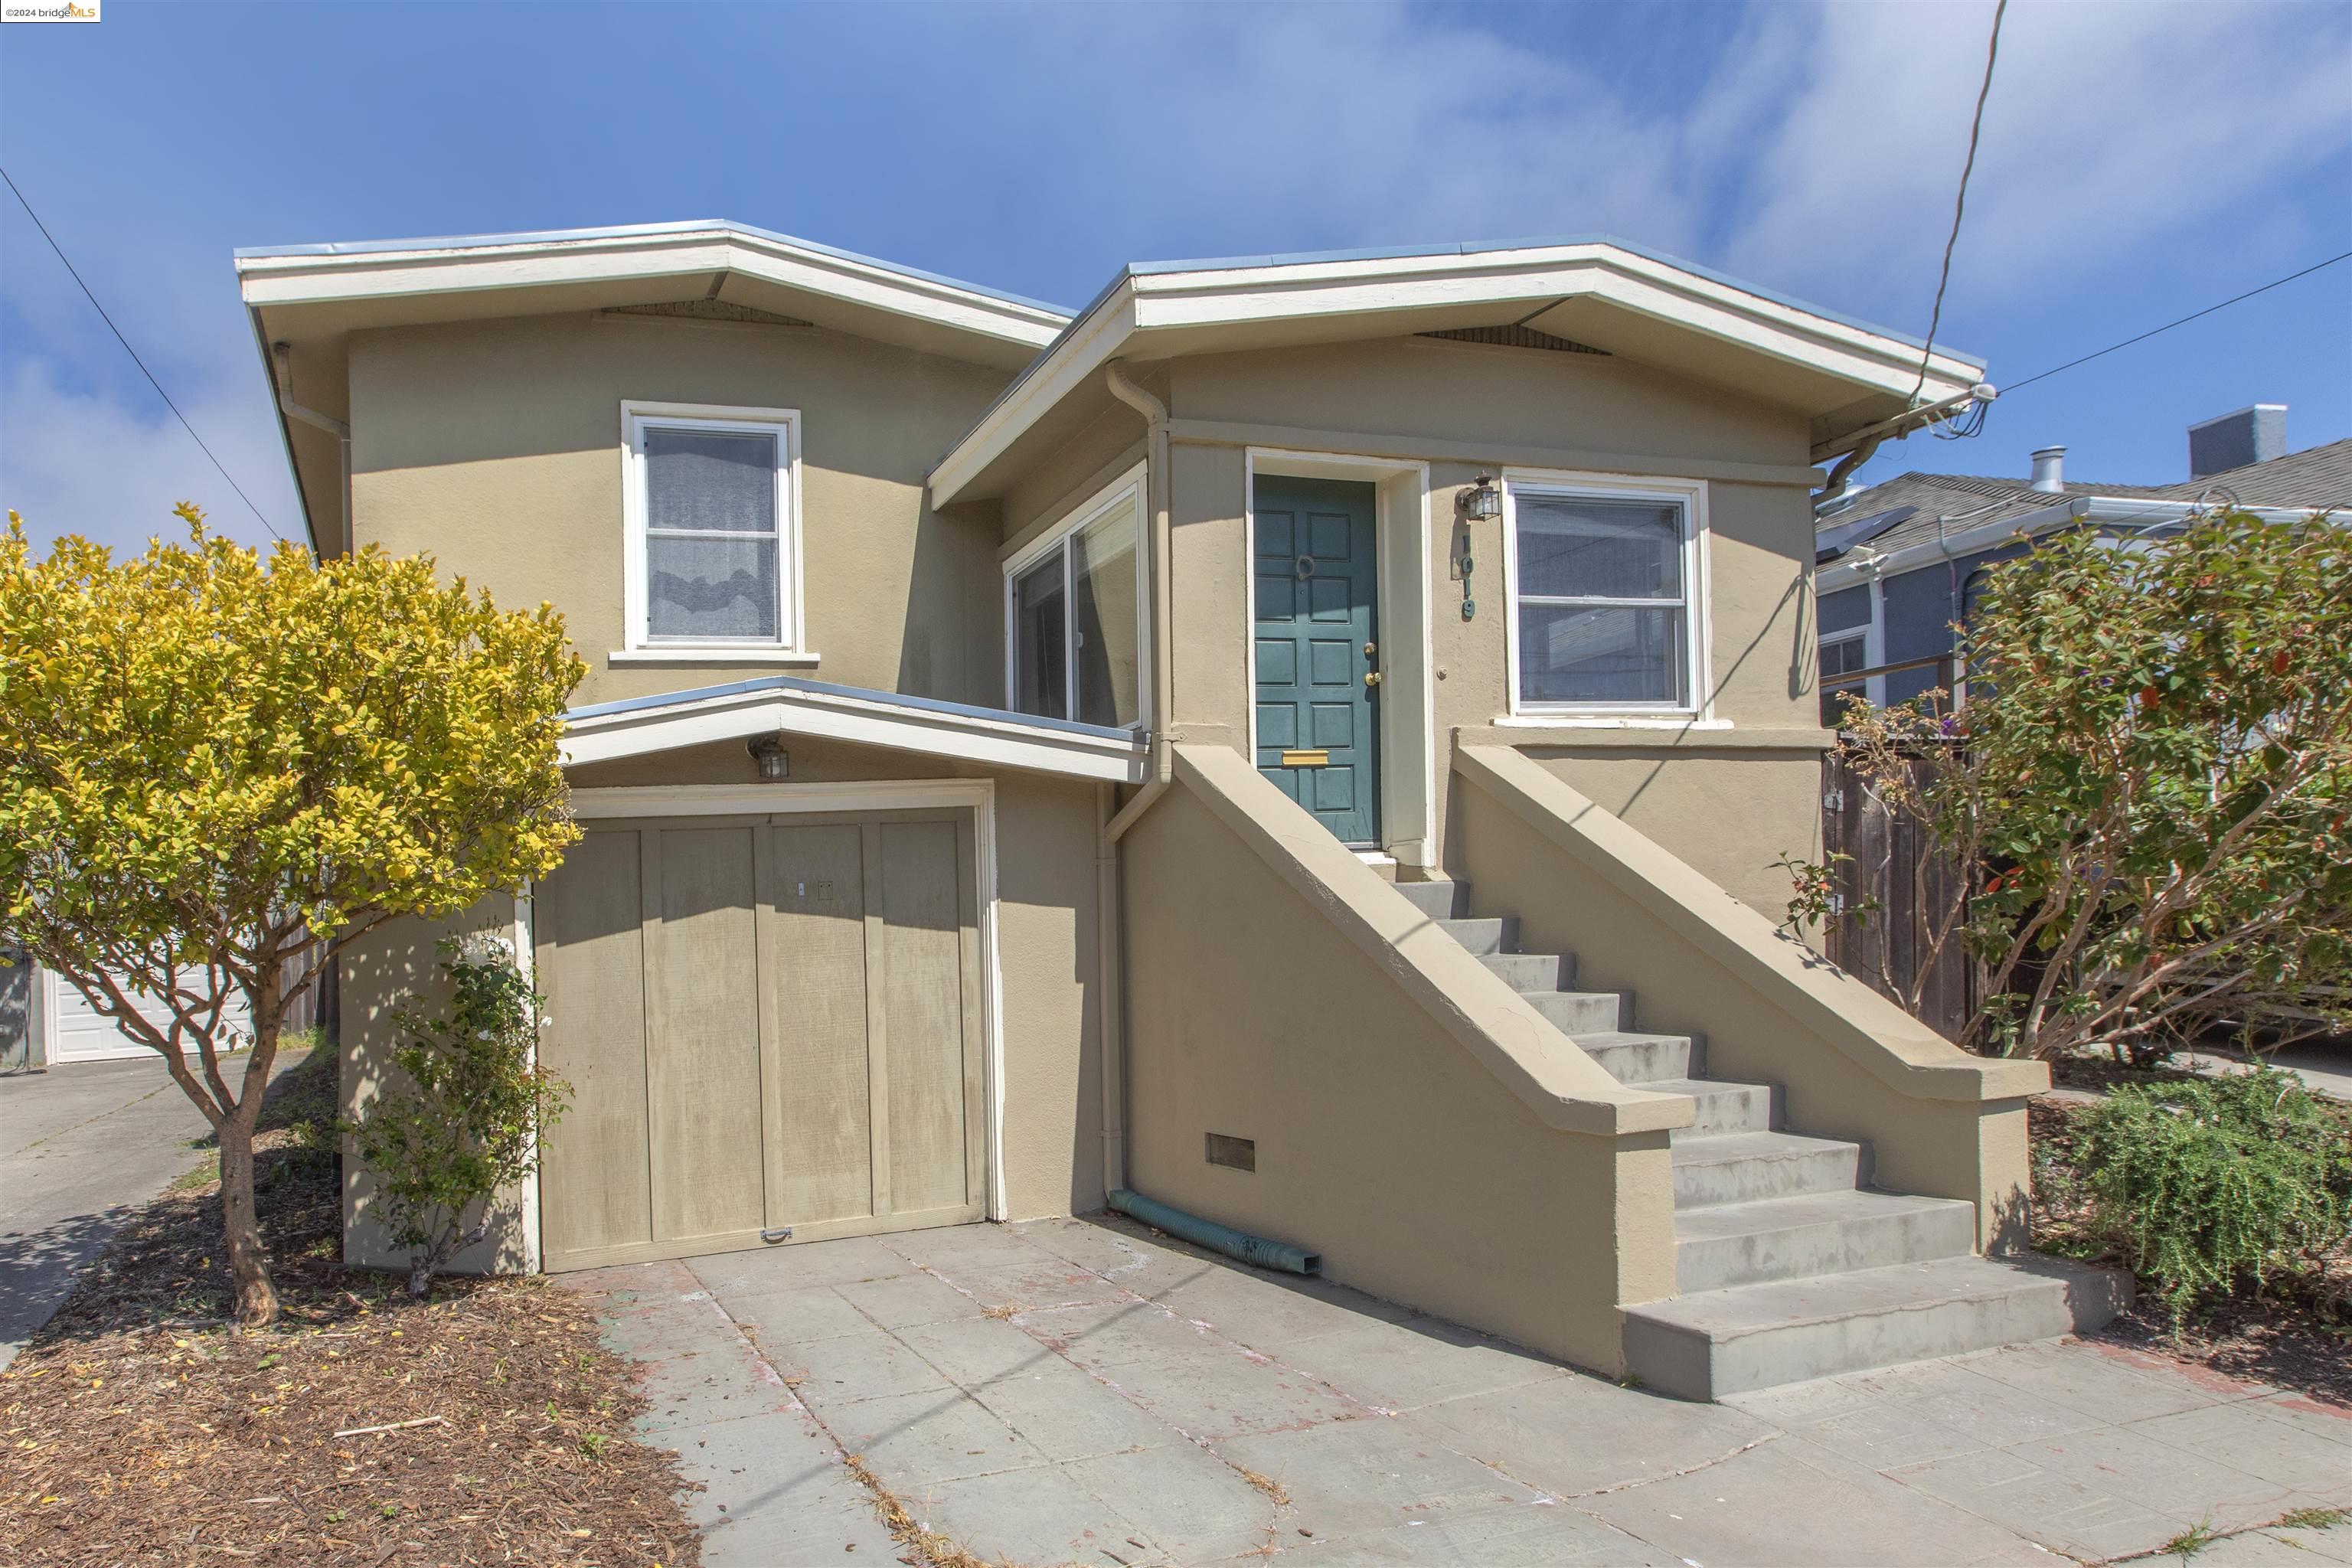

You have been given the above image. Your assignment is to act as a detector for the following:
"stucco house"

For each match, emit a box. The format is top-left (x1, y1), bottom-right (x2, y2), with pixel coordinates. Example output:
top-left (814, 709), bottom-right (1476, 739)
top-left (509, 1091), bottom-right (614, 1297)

top-left (238, 222), bottom-right (2122, 1400)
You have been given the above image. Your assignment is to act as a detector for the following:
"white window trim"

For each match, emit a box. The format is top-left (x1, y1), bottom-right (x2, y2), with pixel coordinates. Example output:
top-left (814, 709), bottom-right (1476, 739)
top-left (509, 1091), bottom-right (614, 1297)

top-left (1501, 469), bottom-right (1712, 720)
top-left (1001, 463), bottom-right (1151, 732)
top-left (620, 400), bottom-right (805, 655)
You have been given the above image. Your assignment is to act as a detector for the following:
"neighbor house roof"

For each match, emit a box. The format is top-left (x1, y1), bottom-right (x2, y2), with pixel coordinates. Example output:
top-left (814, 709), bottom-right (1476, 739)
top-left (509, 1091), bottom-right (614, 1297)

top-left (927, 235), bottom-right (1987, 506)
top-left (1813, 439), bottom-right (2350, 594)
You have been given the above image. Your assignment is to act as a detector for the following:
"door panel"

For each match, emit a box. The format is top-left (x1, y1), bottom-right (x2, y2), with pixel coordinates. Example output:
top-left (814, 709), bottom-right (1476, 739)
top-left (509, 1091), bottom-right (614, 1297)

top-left (760, 823), bottom-right (874, 1228)
top-left (645, 825), bottom-right (766, 1245)
top-left (1255, 475), bottom-right (1381, 844)
top-left (535, 808), bottom-right (983, 1272)
top-left (879, 819), bottom-right (971, 1216)
top-left (537, 828), bottom-right (652, 1260)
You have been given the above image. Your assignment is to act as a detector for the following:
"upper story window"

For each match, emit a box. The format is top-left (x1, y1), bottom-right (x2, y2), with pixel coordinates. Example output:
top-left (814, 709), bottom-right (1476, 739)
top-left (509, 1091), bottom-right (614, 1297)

top-left (1504, 475), bottom-right (1707, 714)
top-left (1004, 469), bottom-right (1146, 730)
top-left (622, 401), bottom-right (802, 652)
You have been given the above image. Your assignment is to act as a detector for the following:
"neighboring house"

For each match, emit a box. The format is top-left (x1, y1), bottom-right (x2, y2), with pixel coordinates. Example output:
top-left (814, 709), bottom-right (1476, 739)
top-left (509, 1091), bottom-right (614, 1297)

top-left (1816, 407), bottom-right (2350, 717)
top-left (237, 223), bottom-right (2109, 1400)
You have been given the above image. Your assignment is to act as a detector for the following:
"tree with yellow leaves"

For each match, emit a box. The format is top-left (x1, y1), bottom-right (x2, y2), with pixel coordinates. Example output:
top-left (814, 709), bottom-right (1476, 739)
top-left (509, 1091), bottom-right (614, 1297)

top-left (0, 506), bottom-right (584, 1326)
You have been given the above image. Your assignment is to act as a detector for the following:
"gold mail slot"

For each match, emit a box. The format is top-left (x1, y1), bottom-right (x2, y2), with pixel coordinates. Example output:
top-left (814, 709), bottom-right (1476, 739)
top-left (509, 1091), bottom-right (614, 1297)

top-left (1280, 749), bottom-right (1331, 768)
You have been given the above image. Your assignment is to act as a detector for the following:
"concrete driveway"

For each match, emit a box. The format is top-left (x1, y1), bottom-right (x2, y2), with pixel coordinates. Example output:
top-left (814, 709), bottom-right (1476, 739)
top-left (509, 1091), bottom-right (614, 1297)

top-left (567, 1217), bottom-right (2352, 1567)
top-left (0, 1055), bottom-right (224, 1367)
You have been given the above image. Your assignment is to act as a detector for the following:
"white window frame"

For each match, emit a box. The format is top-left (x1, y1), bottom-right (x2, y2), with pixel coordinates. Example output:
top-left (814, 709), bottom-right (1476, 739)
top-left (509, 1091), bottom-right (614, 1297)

top-left (620, 400), bottom-right (805, 657)
top-left (1001, 465), bottom-right (1150, 732)
top-left (1502, 470), bottom-right (1711, 718)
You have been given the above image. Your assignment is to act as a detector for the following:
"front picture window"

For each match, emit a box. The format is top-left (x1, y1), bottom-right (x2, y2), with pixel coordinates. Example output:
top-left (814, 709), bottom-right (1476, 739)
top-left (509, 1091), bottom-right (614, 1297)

top-left (1510, 488), bottom-right (1697, 709)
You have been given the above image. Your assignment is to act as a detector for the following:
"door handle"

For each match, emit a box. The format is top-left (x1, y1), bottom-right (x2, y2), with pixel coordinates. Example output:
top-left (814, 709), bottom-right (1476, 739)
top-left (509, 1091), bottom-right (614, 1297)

top-left (1364, 671), bottom-right (1382, 688)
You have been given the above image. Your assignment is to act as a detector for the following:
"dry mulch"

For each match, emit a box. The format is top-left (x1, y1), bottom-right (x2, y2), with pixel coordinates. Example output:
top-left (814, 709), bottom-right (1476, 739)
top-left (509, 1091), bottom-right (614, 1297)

top-left (0, 1047), bottom-right (701, 1567)
top-left (2029, 1091), bottom-right (2352, 1407)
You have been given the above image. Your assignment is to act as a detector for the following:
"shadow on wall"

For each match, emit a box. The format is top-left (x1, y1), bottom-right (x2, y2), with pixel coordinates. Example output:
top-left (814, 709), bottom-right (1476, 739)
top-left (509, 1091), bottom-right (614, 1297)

top-left (897, 497), bottom-right (1003, 708)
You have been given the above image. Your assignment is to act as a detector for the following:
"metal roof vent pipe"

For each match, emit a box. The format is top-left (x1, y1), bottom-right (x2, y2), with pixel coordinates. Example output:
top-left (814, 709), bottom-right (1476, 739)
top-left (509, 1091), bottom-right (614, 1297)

top-left (2029, 445), bottom-right (2066, 492)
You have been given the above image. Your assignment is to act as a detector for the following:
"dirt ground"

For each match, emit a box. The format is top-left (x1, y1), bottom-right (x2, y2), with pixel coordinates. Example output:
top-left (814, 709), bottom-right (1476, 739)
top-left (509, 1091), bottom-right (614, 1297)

top-left (0, 1047), bottom-right (703, 1568)
top-left (2030, 1091), bottom-right (2352, 1408)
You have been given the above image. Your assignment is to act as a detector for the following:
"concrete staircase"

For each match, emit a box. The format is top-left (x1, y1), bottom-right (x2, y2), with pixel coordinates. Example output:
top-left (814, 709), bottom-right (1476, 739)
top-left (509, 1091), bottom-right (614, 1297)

top-left (1398, 878), bottom-right (2128, 1400)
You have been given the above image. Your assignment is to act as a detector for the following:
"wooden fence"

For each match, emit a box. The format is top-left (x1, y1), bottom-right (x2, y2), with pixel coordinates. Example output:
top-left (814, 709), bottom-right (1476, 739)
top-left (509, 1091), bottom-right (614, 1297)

top-left (1820, 750), bottom-right (1976, 1043)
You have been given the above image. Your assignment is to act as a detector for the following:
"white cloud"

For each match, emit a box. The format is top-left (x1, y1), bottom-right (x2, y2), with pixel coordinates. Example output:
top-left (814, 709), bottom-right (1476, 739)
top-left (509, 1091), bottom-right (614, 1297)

top-left (1, 352), bottom-right (302, 556)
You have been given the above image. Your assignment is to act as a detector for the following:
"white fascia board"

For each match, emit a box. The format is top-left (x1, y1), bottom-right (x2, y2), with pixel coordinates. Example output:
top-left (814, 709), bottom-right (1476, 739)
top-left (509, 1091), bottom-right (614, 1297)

top-left (237, 227), bottom-right (1067, 350)
top-left (560, 683), bottom-right (1146, 783)
top-left (1814, 495), bottom-right (2321, 593)
top-left (929, 282), bottom-right (1141, 507)
top-left (1128, 246), bottom-right (1980, 399)
top-left (929, 243), bottom-right (1978, 506)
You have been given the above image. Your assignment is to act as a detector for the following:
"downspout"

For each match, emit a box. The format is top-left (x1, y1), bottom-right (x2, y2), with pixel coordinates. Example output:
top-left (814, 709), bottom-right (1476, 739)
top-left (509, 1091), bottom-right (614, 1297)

top-left (1093, 360), bottom-right (1172, 1196)
top-left (1102, 359), bottom-right (1174, 841)
top-left (271, 342), bottom-right (351, 553)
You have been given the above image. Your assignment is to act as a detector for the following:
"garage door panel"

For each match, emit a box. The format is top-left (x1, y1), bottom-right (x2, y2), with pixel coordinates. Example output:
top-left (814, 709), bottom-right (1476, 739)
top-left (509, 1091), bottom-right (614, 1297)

top-left (537, 828), bottom-right (652, 1263)
top-left (880, 819), bottom-right (971, 1217)
top-left (645, 825), bottom-right (766, 1245)
top-left (761, 823), bottom-right (874, 1229)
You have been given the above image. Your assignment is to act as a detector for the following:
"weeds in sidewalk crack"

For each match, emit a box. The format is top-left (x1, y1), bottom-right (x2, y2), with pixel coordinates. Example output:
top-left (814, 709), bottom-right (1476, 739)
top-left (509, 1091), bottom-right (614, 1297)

top-left (2278, 1507), bottom-right (2347, 1532)
top-left (2159, 1516), bottom-right (2220, 1561)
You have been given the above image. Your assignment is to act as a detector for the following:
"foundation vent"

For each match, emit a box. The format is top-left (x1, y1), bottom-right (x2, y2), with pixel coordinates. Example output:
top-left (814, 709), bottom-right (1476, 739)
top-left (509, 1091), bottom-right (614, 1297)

top-left (1205, 1133), bottom-right (1257, 1172)
top-left (601, 299), bottom-right (815, 329)
top-left (1419, 325), bottom-right (1609, 355)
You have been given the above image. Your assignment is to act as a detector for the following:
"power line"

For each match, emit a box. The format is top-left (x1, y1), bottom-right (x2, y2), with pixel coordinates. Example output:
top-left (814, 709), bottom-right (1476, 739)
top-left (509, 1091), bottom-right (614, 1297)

top-left (1909, 0), bottom-right (2008, 406)
top-left (2001, 249), bottom-right (2352, 396)
top-left (1, 164), bottom-right (284, 541)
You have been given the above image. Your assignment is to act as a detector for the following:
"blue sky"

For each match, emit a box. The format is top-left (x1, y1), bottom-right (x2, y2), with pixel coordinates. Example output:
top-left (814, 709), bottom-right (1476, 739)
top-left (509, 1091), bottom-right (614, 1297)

top-left (4, 1), bottom-right (2348, 553)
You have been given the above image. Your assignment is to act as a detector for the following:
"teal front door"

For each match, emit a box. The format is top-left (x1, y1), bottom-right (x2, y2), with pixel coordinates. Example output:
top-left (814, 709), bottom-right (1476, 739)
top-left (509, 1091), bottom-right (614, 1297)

top-left (1254, 475), bottom-right (1380, 846)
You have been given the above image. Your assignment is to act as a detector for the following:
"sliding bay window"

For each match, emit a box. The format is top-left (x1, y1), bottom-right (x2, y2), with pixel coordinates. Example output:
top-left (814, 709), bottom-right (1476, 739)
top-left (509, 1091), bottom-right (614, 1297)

top-left (1505, 478), bottom-right (1705, 714)
top-left (622, 402), bottom-right (802, 652)
top-left (1005, 472), bottom-right (1145, 730)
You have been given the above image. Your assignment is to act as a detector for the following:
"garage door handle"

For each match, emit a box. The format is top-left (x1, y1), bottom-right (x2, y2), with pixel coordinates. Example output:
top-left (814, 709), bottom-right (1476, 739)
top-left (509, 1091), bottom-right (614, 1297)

top-left (761, 1227), bottom-right (794, 1245)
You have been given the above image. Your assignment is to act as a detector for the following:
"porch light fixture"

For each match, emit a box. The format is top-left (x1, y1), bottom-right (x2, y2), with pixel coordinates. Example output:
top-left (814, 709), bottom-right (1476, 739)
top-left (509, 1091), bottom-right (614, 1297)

top-left (1462, 474), bottom-right (1502, 521)
top-left (747, 734), bottom-right (790, 780)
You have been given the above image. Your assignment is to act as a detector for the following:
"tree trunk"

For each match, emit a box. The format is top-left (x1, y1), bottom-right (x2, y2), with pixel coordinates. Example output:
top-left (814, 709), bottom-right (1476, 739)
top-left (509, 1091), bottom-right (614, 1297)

top-left (217, 1110), bottom-right (279, 1328)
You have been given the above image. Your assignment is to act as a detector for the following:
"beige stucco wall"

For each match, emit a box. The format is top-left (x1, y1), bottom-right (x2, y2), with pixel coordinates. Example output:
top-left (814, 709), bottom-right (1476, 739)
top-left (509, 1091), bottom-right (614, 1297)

top-left (339, 743), bottom-right (1106, 1276)
top-left (1123, 779), bottom-right (1673, 1374)
top-left (346, 312), bottom-right (1013, 710)
top-left (1155, 336), bottom-right (1829, 918)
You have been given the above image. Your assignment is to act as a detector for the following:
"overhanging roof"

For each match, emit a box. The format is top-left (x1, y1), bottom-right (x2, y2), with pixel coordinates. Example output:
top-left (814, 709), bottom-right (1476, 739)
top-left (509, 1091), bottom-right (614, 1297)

top-left (929, 235), bottom-right (1987, 507)
top-left (237, 220), bottom-right (1073, 552)
top-left (560, 674), bottom-right (1148, 783)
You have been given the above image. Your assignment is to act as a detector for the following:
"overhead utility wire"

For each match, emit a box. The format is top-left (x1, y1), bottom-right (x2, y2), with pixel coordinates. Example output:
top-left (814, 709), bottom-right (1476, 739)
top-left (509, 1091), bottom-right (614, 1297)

top-left (1, 164), bottom-right (284, 541)
top-left (2000, 249), bottom-right (2352, 396)
top-left (1907, 0), bottom-right (2008, 408)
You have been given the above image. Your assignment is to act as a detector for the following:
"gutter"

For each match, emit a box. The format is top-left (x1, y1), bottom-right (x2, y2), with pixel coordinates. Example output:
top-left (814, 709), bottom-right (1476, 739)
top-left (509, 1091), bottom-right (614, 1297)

top-left (241, 309), bottom-right (319, 556)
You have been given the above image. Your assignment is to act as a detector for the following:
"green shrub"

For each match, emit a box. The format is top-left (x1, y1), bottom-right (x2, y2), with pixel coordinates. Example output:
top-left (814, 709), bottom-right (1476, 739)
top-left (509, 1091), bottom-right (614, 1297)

top-left (2072, 1068), bottom-right (2352, 1318)
top-left (344, 935), bottom-right (570, 1296)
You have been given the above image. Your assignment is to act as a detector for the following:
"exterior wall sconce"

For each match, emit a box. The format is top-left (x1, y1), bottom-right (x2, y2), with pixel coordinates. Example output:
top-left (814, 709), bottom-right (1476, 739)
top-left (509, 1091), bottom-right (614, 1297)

top-left (1462, 473), bottom-right (1503, 521)
top-left (747, 734), bottom-right (790, 780)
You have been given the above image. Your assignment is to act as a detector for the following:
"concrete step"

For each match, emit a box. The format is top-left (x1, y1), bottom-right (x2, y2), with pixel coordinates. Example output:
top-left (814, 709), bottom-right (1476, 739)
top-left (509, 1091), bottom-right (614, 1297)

top-left (1479, 950), bottom-right (1575, 992)
top-left (1622, 1254), bottom-right (2133, 1400)
top-left (1672, 1190), bottom-right (1978, 1293)
top-left (1524, 989), bottom-right (1633, 1034)
top-left (1672, 1130), bottom-right (1862, 1209)
top-left (1393, 879), bottom-right (1468, 920)
top-left (1645, 1076), bottom-right (1775, 1138)
top-left (1573, 1031), bottom-right (1704, 1085)
top-left (1437, 915), bottom-right (1519, 955)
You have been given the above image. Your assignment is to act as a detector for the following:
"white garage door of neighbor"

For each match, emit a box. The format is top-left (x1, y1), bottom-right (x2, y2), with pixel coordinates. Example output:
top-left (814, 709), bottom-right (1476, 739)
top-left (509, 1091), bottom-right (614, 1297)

top-left (534, 810), bottom-right (988, 1272)
top-left (44, 967), bottom-right (254, 1064)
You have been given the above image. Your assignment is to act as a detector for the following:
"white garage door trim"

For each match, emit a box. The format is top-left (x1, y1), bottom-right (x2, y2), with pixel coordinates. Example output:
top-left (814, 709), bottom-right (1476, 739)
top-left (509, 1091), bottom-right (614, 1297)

top-left (554, 779), bottom-right (1007, 1249)
top-left (43, 965), bottom-right (253, 1065)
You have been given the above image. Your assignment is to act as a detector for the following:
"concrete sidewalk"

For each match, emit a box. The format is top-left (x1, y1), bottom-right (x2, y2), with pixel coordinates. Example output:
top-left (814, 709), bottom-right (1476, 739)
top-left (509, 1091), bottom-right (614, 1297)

top-left (566, 1217), bottom-right (2352, 1567)
top-left (0, 1055), bottom-right (230, 1368)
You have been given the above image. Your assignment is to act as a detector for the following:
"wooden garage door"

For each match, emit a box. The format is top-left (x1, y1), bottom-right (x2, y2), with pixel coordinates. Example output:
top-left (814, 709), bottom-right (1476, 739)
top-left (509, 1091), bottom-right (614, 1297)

top-left (534, 810), bottom-right (985, 1271)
